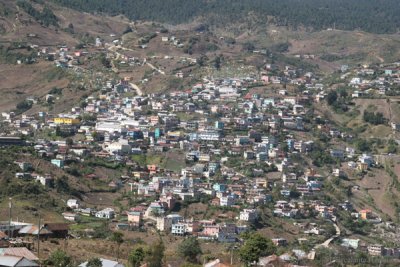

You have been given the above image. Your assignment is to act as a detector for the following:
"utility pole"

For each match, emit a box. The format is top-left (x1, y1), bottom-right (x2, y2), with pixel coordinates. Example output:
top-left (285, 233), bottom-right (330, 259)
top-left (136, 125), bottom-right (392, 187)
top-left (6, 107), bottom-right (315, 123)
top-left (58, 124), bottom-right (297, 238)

top-left (230, 245), bottom-right (238, 265)
top-left (8, 198), bottom-right (12, 239)
top-left (37, 214), bottom-right (41, 260)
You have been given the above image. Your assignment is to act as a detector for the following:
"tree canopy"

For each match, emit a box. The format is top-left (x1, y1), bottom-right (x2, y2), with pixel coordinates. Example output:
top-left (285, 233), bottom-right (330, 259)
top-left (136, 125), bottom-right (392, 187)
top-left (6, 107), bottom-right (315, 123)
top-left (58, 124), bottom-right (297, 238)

top-left (17, 0), bottom-right (58, 27)
top-left (111, 231), bottom-right (124, 261)
top-left (239, 233), bottom-right (276, 266)
top-left (146, 241), bottom-right (165, 267)
top-left (87, 258), bottom-right (102, 267)
top-left (52, 0), bottom-right (400, 34)
top-left (177, 237), bottom-right (202, 263)
top-left (128, 247), bottom-right (145, 267)
top-left (47, 250), bottom-right (73, 267)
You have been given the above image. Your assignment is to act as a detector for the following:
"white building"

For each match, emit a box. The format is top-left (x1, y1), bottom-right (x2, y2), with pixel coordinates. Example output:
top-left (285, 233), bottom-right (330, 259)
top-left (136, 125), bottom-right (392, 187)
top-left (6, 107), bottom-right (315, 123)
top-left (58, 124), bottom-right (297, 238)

top-left (95, 208), bottom-right (115, 219)
top-left (79, 258), bottom-right (123, 267)
top-left (95, 121), bottom-right (123, 133)
top-left (220, 196), bottom-right (235, 207)
top-left (239, 209), bottom-right (258, 222)
top-left (156, 214), bottom-right (182, 232)
top-left (359, 154), bottom-right (374, 167)
top-left (67, 199), bottom-right (80, 209)
top-left (62, 212), bottom-right (79, 222)
top-left (341, 238), bottom-right (360, 249)
top-left (171, 223), bottom-right (186, 236)
top-left (105, 140), bottom-right (131, 154)
top-left (198, 130), bottom-right (221, 141)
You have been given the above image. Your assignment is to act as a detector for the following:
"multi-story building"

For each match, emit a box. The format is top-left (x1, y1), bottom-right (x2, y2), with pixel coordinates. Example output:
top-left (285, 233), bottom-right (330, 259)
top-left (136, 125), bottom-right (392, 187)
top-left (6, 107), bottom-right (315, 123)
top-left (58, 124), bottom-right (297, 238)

top-left (368, 244), bottom-right (384, 256)
top-left (220, 196), bottom-right (235, 207)
top-left (171, 223), bottom-right (186, 236)
top-left (198, 130), bottom-right (221, 141)
top-left (239, 209), bottom-right (258, 222)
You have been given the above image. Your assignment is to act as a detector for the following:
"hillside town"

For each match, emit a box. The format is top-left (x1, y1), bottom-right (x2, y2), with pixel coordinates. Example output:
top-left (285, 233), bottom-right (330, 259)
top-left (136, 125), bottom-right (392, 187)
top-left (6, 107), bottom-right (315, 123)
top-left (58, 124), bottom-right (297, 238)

top-left (2, 35), bottom-right (400, 267)
top-left (2, 1), bottom-right (400, 263)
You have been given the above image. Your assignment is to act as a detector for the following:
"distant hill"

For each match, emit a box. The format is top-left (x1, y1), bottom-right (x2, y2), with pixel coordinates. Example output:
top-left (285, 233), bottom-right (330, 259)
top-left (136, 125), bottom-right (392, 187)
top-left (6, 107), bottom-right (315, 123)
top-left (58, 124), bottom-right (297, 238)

top-left (51, 0), bottom-right (400, 34)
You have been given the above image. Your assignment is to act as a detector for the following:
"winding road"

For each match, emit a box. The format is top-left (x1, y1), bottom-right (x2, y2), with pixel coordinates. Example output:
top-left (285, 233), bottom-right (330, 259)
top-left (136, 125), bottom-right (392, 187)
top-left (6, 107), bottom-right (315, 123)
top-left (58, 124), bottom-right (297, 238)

top-left (106, 44), bottom-right (144, 96)
top-left (315, 219), bottom-right (341, 249)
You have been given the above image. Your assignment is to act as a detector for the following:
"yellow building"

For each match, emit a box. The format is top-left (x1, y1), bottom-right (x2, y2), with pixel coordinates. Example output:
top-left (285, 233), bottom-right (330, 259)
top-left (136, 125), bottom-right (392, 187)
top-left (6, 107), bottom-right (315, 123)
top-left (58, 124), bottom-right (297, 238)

top-left (167, 131), bottom-right (182, 138)
top-left (359, 209), bottom-right (372, 220)
top-left (357, 162), bottom-right (369, 171)
top-left (54, 118), bottom-right (80, 125)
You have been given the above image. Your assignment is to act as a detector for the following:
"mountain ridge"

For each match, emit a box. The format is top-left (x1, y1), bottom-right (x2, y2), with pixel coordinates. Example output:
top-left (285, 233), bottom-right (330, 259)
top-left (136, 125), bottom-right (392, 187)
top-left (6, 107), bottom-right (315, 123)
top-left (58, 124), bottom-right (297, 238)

top-left (50, 0), bottom-right (400, 34)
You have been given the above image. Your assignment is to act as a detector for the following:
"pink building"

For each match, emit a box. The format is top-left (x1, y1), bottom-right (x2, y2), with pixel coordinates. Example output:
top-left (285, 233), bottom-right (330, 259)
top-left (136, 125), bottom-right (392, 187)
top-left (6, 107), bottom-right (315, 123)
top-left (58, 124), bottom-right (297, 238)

top-left (127, 211), bottom-right (142, 226)
top-left (261, 75), bottom-right (269, 83)
top-left (202, 225), bottom-right (220, 237)
top-left (160, 194), bottom-right (176, 210)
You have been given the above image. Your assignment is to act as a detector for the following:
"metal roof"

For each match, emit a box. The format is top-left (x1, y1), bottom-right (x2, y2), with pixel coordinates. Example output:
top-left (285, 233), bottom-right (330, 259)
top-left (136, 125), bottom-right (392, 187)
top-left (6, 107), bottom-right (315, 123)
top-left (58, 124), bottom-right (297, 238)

top-left (0, 248), bottom-right (39, 261)
top-left (79, 258), bottom-right (124, 267)
top-left (18, 226), bottom-right (51, 236)
top-left (0, 256), bottom-right (39, 267)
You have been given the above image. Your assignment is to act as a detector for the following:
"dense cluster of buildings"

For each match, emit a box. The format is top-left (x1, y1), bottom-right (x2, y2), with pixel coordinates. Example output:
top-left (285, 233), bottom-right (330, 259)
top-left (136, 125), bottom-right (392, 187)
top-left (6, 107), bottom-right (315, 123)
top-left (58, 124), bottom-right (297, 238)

top-left (2, 39), bottom-right (400, 265)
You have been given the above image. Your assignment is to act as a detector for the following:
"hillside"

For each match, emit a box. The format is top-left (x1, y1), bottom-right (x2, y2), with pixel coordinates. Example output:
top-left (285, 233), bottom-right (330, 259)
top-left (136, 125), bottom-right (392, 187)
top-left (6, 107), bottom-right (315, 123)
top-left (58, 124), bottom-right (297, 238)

top-left (2, 2), bottom-right (400, 266)
top-left (52, 0), bottom-right (400, 34)
top-left (1, 0), bottom-right (400, 113)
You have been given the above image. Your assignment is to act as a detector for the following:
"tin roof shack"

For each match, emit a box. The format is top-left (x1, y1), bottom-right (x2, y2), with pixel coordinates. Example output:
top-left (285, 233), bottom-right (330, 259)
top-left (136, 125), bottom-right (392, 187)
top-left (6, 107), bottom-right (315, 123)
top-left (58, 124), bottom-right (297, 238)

top-left (43, 223), bottom-right (69, 238)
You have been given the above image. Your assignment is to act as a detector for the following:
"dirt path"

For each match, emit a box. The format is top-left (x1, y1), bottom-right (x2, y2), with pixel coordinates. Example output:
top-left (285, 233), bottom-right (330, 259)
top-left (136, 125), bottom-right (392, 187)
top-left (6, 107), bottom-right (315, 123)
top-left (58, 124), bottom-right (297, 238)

top-left (129, 82), bottom-right (143, 96)
top-left (146, 62), bottom-right (166, 75)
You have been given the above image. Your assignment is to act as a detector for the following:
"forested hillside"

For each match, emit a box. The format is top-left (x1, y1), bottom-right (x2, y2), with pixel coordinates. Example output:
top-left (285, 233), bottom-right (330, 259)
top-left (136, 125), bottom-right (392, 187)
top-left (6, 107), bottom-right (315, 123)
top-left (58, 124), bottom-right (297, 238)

top-left (51, 0), bottom-right (400, 33)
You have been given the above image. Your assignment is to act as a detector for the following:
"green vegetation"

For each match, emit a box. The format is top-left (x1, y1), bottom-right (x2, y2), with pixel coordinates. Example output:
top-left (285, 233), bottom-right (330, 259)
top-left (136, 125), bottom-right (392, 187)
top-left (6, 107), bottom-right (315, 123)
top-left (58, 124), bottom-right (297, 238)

top-left (309, 146), bottom-right (335, 167)
top-left (342, 217), bottom-right (373, 235)
top-left (87, 158), bottom-right (123, 170)
top-left (52, 0), bottom-right (400, 34)
top-left (49, 87), bottom-right (63, 95)
top-left (320, 53), bottom-right (343, 62)
top-left (138, 32), bottom-right (157, 45)
top-left (69, 216), bottom-right (107, 232)
top-left (385, 163), bottom-right (400, 192)
top-left (131, 154), bottom-right (161, 166)
top-left (326, 89), bottom-right (349, 113)
top-left (274, 54), bottom-right (318, 72)
top-left (0, 45), bottom-right (36, 64)
top-left (387, 139), bottom-right (398, 154)
top-left (15, 100), bottom-right (33, 113)
top-left (0, 2), bottom-right (14, 17)
top-left (54, 175), bottom-right (80, 197)
top-left (47, 249), bottom-right (73, 267)
top-left (17, 0), bottom-right (59, 27)
top-left (354, 138), bottom-right (371, 152)
top-left (45, 67), bottom-right (67, 82)
top-left (111, 231), bottom-right (124, 261)
top-left (87, 258), bottom-right (102, 267)
top-left (177, 237), bottom-right (202, 263)
top-left (363, 111), bottom-right (385, 125)
top-left (146, 240), bottom-right (165, 267)
top-left (128, 247), bottom-right (145, 267)
top-left (239, 232), bottom-right (276, 266)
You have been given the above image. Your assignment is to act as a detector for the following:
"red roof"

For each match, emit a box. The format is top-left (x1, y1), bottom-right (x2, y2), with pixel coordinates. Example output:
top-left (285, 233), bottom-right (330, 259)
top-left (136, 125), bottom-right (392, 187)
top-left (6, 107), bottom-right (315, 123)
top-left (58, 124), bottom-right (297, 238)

top-left (243, 92), bottom-right (252, 99)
